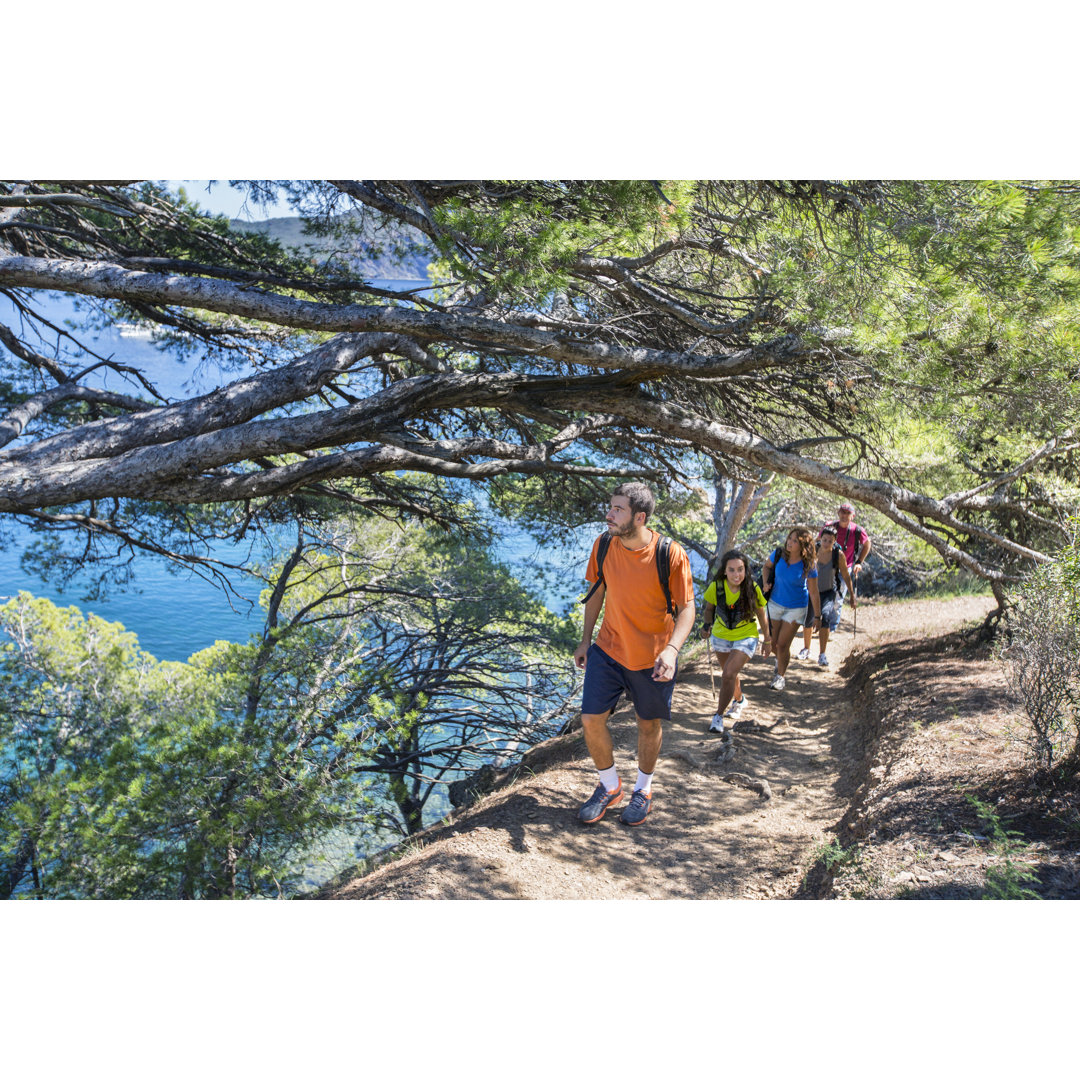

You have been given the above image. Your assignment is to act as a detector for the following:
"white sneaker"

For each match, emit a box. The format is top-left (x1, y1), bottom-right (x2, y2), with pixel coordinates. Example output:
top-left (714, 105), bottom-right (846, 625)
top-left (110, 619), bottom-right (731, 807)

top-left (770, 674), bottom-right (786, 691)
top-left (818, 653), bottom-right (829, 667)
top-left (724, 696), bottom-right (745, 719)
top-left (797, 647), bottom-right (810, 661)
top-left (708, 714), bottom-right (725, 734)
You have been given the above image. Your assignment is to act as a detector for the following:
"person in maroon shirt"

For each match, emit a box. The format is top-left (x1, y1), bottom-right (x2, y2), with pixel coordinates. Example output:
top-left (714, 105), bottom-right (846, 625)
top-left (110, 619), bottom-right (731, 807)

top-left (824, 502), bottom-right (871, 579)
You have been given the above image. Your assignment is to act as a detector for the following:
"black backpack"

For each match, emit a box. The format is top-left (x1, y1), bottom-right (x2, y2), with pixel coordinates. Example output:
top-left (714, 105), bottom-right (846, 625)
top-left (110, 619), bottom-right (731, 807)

top-left (758, 547), bottom-right (785, 599)
top-left (580, 532), bottom-right (675, 616)
top-left (710, 576), bottom-right (755, 630)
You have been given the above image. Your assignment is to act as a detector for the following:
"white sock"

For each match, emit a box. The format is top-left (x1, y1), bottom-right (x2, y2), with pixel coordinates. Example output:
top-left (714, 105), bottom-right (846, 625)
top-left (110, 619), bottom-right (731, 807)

top-left (635, 769), bottom-right (653, 794)
top-left (598, 764), bottom-right (620, 792)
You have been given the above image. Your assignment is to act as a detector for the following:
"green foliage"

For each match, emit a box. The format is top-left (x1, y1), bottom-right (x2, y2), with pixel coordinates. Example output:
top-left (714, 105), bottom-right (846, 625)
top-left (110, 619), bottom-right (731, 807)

top-left (872, 184), bottom-right (1080, 494)
top-left (908, 570), bottom-right (994, 600)
top-left (814, 838), bottom-right (859, 874)
top-left (427, 181), bottom-right (688, 301)
top-left (7, 179), bottom-right (1079, 600)
top-left (0, 518), bottom-right (578, 898)
top-left (728, 181), bottom-right (1080, 568)
top-left (964, 794), bottom-right (1042, 900)
top-left (0, 592), bottom-right (372, 899)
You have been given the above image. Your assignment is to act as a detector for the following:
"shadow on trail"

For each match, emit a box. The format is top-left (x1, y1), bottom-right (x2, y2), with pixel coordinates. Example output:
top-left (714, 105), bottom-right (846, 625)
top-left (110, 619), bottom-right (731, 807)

top-left (441, 646), bottom-right (839, 900)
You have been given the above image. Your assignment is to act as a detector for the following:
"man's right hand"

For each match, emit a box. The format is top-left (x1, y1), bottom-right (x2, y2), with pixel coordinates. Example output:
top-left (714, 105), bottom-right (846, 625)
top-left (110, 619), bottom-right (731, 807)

top-left (574, 642), bottom-right (589, 669)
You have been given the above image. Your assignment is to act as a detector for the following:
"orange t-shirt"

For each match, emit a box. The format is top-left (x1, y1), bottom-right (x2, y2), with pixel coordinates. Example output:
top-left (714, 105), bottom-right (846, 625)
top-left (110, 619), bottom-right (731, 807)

top-left (586, 530), bottom-right (695, 671)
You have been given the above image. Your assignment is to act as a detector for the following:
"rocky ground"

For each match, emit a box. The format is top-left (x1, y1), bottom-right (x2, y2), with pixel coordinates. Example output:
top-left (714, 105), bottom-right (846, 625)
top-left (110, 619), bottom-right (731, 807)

top-left (314, 594), bottom-right (1080, 900)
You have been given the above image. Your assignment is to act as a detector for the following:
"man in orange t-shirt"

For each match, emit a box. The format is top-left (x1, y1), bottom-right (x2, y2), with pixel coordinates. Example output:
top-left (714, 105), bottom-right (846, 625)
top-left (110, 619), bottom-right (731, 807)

top-left (572, 483), bottom-right (696, 826)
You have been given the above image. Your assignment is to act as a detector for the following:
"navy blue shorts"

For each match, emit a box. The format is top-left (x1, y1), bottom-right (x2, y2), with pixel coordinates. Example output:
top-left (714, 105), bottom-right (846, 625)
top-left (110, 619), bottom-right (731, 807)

top-left (581, 644), bottom-right (677, 721)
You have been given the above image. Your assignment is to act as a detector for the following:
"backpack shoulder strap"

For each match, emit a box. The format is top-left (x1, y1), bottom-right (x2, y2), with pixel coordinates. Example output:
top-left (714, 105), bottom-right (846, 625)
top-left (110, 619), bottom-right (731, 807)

top-left (761, 547), bottom-right (782, 593)
top-left (580, 532), bottom-right (612, 606)
top-left (715, 574), bottom-right (744, 629)
top-left (597, 531), bottom-right (612, 573)
top-left (656, 535), bottom-right (674, 616)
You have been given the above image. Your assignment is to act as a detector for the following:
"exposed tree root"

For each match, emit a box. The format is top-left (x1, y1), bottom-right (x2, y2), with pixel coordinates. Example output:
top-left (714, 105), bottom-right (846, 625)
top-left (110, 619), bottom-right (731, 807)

top-left (666, 747), bottom-right (771, 798)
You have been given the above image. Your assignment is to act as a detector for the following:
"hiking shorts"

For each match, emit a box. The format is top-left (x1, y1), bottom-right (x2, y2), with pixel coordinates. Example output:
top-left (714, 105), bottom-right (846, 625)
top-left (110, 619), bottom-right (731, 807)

top-left (581, 643), bottom-right (677, 722)
top-left (710, 634), bottom-right (759, 659)
top-left (767, 600), bottom-right (807, 625)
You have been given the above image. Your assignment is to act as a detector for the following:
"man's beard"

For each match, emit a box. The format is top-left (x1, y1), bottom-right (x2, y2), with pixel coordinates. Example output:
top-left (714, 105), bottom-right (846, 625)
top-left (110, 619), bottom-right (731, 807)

top-left (608, 520), bottom-right (636, 538)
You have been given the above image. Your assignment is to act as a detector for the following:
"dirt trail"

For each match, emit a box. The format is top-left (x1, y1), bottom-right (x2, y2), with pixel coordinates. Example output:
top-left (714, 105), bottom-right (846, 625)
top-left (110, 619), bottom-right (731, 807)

top-left (320, 595), bottom-right (995, 900)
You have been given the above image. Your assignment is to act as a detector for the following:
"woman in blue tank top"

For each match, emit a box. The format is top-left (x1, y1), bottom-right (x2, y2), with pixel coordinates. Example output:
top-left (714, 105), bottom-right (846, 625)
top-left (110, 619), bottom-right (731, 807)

top-left (763, 527), bottom-right (822, 691)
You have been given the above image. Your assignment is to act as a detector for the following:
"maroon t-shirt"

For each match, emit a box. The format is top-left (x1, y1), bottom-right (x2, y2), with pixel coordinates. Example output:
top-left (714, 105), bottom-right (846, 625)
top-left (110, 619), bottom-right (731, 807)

top-left (825, 520), bottom-right (869, 567)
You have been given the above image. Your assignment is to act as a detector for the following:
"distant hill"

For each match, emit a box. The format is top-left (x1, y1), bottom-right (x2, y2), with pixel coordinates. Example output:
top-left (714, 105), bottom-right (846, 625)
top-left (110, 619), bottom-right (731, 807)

top-left (230, 213), bottom-right (432, 282)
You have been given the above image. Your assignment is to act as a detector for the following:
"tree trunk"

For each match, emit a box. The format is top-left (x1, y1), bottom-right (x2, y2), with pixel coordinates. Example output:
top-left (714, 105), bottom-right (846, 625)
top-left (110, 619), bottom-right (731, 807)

top-left (980, 580), bottom-right (1010, 641)
top-left (706, 469), bottom-right (773, 582)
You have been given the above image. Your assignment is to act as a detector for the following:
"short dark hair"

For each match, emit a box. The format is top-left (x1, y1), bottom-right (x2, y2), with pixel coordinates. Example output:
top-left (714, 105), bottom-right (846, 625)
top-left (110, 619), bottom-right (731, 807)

top-left (613, 482), bottom-right (655, 521)
top-left (820, 524), bottom-right (837, 538)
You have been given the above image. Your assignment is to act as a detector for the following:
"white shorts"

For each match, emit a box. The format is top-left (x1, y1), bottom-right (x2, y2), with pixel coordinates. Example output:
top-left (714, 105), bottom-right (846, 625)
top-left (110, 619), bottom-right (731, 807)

top-left (710, 635), bottom-right (759, 658)
top-left (767, 600), bottom-right (808, 625)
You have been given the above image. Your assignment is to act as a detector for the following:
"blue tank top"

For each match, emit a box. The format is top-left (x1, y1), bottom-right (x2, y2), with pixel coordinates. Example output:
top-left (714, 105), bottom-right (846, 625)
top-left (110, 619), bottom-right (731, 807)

top-left (771, 553), bottom-right (817, 607)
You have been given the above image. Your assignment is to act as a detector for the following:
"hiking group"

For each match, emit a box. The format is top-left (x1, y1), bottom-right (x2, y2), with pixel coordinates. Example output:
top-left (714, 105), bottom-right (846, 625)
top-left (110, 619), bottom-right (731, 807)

top-left (574, 485), bottom-right (870, 828)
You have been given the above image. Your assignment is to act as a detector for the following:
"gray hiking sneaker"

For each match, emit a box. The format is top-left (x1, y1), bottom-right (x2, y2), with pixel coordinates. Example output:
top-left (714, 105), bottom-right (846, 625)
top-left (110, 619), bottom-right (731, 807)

top-left (797, 647), bottom-right (810, 660)
top-left (818, 653), bottom-right (829, 667)
top-left (708, 713), bottom-right (725, 734)
top-left (620, 788), bottom-right (653, 826)
top-left (577, 780), bottom-right (623, 824)
top-left (770, 673), bottom-right (786, 691)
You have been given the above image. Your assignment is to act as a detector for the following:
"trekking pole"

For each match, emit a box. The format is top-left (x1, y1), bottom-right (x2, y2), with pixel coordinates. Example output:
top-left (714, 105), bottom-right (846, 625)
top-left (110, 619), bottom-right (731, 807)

top-left (852, 577), bottom-right (858, 638)
top-left (707, 639), bottom-right (717, 697)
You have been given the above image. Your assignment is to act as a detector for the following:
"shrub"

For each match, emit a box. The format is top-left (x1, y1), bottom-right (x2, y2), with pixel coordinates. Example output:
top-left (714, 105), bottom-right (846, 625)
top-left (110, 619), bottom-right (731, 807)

top-left (1000, 516), bottom-right (1080, 775)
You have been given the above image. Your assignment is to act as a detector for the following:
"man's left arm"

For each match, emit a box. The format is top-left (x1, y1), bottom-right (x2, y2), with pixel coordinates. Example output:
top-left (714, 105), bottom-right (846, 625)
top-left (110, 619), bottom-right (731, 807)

top-left (854, 528), bottom-right (871, 576)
